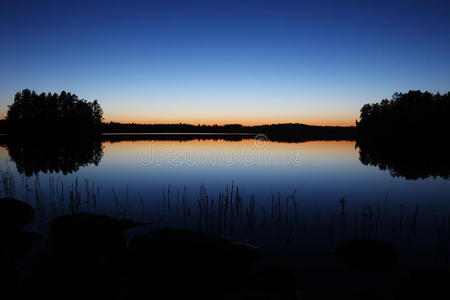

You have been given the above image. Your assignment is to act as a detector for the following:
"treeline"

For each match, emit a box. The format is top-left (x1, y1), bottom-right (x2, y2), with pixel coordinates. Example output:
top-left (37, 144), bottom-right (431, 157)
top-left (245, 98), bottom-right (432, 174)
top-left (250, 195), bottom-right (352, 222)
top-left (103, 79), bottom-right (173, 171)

top-left (356, 90), bottom-right (450, 180)
top-left (102, 122), bottom-right (356, 140)
top-left (356, 90), bottom-right (450, 140)
top-left (102, 122), bottom-right (244, 133)
top-left (251, 123), bottom-right (355, 140)
top-left (5, 89), bottom-right (103, 135)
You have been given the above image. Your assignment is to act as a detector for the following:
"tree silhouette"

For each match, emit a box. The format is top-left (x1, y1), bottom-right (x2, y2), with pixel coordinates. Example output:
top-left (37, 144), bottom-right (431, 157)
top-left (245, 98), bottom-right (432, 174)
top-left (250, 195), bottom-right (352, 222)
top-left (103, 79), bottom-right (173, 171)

top-left (356, 90), bottom-right (450, 180)
top-left (356, 90), bottom-right (450, 140)
top-left (6, 89), bottom-right (103, 135)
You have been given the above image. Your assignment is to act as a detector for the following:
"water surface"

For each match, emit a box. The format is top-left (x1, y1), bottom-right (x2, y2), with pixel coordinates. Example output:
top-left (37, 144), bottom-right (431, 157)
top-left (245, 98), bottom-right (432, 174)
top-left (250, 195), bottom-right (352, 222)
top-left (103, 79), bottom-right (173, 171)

top-left (1, 136), bottom-right (449, 257)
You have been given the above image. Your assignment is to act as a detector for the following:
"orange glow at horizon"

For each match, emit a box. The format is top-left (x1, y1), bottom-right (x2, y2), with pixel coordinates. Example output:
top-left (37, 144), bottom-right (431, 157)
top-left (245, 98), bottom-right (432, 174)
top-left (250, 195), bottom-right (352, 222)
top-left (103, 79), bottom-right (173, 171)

top-left (0, 105), bottom-right (357, 127)
top-left (102, 102), bottom-right (358, 127)
top-left (104, 118), bottom-right (355, 127)
top-left (104, 114), bottom-right (356, 127)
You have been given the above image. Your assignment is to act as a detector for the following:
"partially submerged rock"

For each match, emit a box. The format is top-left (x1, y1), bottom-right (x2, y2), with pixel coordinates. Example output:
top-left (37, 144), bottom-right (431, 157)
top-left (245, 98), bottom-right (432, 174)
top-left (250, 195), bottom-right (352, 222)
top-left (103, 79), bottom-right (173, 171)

top-left (50, 213), bottom-right (145, 257)
top-left (0, 198), bottom-right (35, 228)
top-left (127, 228), bottom-right (261, 297)
top-left (252, 264), bottom-right (297, 292)
top-left (31, 253), bottom-right (121, 300)
top-left (333, 239), bottom-right (396, 271)
top-left (244, 289), bottom-right (305, 300)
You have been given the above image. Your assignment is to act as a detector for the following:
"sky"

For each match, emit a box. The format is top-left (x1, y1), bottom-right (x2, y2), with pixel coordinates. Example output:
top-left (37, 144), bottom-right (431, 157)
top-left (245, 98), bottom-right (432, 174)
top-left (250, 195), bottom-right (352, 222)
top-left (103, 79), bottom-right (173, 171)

top-left (1, 0), bottom-right (449, 126)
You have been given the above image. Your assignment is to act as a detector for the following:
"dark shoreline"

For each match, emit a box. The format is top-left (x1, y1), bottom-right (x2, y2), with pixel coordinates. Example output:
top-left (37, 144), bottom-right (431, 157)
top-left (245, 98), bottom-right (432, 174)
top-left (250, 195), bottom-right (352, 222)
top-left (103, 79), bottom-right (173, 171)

top-left (0, 120), bottom-right (356, 140)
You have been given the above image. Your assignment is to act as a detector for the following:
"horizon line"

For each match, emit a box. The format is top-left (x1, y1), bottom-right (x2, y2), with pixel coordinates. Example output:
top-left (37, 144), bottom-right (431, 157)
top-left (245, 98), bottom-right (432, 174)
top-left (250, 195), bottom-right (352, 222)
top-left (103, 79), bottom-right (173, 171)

top-left (102, 120), bottom-right (356, 128)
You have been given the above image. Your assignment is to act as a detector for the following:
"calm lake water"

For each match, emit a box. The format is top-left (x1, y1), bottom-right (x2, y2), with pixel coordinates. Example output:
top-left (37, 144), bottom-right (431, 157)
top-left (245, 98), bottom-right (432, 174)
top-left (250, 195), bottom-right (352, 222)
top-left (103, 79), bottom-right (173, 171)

top-left (2, 135), bottom-right (450, 299)
top-left (1, 136), bottom-right (450, 258)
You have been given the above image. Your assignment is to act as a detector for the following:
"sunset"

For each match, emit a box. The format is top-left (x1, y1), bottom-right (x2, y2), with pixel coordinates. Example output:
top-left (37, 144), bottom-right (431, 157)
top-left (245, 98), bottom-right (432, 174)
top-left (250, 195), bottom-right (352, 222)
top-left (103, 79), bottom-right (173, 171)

top-left (2, 1), bottom-right (449, 125)
top-left (1, 1), bottom-right (450, 299)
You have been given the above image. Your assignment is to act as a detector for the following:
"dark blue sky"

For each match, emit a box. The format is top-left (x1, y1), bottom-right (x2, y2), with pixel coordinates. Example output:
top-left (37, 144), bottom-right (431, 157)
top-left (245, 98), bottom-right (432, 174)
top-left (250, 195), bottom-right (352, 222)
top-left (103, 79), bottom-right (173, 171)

top-left (1, 0), bottom-right (449, 125)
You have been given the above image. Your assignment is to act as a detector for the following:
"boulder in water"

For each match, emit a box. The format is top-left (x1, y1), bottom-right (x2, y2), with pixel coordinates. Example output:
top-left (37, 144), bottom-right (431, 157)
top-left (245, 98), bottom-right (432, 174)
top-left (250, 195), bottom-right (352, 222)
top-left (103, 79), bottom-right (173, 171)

top-left (252, 264), bottom-right (297, 292)
top-left (31, 253), bottom-right (121, 300)
top-left (50, 213), bottom-right (145, 257)
top-left (127, 228), bottom-right (261, 298)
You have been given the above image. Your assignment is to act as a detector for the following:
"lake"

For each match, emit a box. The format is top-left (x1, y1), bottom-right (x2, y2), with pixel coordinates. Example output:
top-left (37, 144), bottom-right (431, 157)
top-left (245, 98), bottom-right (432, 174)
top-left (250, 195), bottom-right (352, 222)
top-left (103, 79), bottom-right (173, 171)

top-left (1, 135), bottom-right (449, 298)
top-left (1, 134), bottom-right (449, 241)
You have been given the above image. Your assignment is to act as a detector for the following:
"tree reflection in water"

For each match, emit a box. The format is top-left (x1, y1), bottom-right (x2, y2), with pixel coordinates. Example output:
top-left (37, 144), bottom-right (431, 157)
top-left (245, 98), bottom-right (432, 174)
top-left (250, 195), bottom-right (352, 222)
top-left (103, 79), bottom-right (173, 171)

top-left (4, 137), bottom-right (103, 176)
top-left (357, 138), bottom-right (450, 180)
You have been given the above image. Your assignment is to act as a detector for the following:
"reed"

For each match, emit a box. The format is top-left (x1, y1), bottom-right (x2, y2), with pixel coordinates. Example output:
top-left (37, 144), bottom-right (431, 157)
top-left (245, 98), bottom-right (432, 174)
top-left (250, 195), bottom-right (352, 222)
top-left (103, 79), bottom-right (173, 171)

top-left (0, 162), bottom-right (449, 263)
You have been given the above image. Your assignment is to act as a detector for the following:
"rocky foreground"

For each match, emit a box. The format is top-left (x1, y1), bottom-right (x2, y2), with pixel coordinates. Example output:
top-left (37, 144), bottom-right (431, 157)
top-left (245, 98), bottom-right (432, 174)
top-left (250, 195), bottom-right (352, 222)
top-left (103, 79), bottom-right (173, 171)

top-left (1, 197), bottom-right (304, 300)
top-left (1, 197), bottom-right (449, 300)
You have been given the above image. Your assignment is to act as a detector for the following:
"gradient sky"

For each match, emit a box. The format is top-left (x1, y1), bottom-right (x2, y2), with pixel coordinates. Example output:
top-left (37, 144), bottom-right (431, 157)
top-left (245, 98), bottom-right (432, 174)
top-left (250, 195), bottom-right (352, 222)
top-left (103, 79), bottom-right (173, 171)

top-left (1, 0), bottom-right (450, 126)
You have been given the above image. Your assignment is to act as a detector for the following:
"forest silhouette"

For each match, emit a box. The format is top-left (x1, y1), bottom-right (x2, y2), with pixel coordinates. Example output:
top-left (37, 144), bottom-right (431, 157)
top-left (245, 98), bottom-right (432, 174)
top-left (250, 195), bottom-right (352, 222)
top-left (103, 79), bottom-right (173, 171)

top-left (356, 90), bottom-right (450, 179)
top-left (5, 89), bottom-right (103, 135)
top-left (356, 90), bottom-right (450, 140)
top-left (102, 123), bottom-right (356, 140)
top-left (2, 89), bottom-right (450, 179)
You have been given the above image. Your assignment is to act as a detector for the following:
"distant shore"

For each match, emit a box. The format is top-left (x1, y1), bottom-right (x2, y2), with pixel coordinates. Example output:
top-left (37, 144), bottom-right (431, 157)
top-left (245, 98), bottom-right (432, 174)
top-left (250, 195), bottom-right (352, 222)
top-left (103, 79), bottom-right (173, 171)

top-left (101, 122), bottom-right (356, 140)
top-left (0, 121), bottom-right (356, 141)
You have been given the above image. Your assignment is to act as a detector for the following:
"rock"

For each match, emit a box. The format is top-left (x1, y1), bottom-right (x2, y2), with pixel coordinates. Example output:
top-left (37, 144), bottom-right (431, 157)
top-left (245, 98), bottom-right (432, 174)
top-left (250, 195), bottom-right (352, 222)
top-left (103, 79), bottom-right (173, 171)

top-left (252, 264), bottom-right (297, 292)
top-left (244, 264), bottom-right (300, 300)
top-left (31, 253), bottom-right (121, 300)
top-left (244, 289), bottom-right (304, 300)
top-left (0, 198), bottom-right (35, 228)
top-left (50, 213), bottom-right (145, 257)
top-left (333, 239), bottom-right (396, 271)
top-left (127, 228), bottom-right (261, 298)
